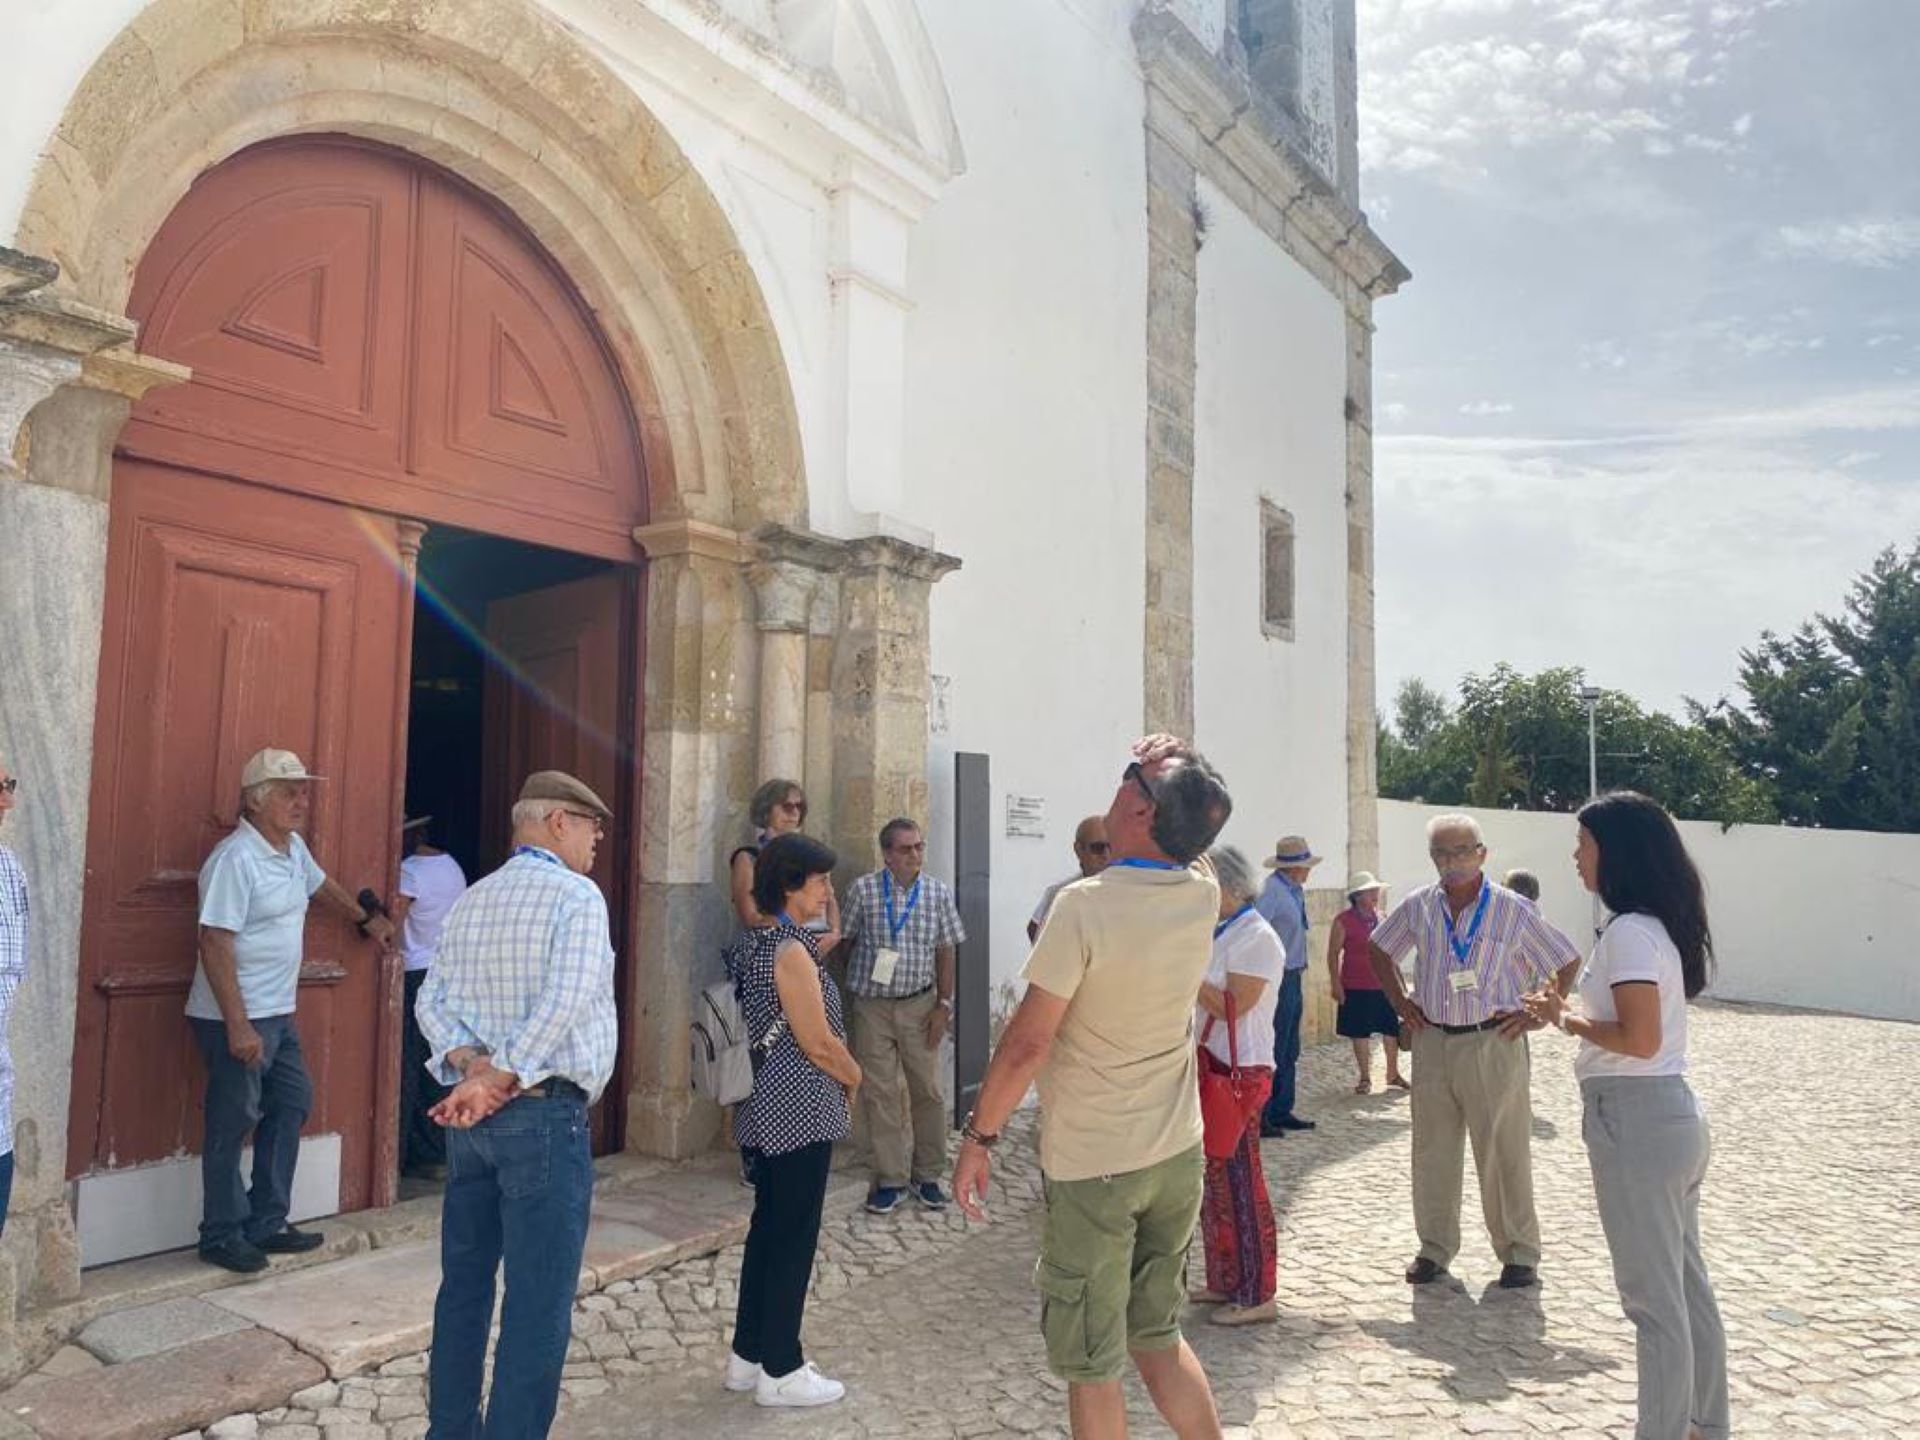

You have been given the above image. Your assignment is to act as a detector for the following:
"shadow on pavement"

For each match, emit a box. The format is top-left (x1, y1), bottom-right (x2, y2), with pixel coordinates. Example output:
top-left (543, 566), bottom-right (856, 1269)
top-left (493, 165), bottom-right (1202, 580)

top-left (1359, 1274), bottom-right (1616, 1402)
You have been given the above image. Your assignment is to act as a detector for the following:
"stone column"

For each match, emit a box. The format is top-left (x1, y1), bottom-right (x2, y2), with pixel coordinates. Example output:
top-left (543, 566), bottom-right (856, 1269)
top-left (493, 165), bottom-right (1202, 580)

top-left (829, 535), bottom-right (960, 881)
top-left (1142, 104), bottom-right (1201, 736)
top-left (0, 250), bottom-right (187, 1373)
top-left (803, 580), bottom-right (840, 845)
top-left (747, 561), bottom-right (820, 785)
top-left (1344, 312), bottom-right (1381, 882)
top-left (626, 518), bottom-right (758, 1159)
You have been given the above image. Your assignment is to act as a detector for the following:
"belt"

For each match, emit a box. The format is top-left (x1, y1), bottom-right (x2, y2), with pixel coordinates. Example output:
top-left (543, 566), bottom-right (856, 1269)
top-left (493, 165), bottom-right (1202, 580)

top-left (1435, 1018), bottom-right (1505, 1035)
top-left (858, 985), bottom-right (934, 1002)
top-left (520, 1077), bottom-right (589, 1101)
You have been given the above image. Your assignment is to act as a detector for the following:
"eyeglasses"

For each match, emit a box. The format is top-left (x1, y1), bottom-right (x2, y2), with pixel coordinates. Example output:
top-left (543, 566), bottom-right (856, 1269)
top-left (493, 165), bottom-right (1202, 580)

top-left (0, 778), bottom-right (16, 796)
top-left (889, 841), bottom-right (926, 855)
top-left (1430, 843), bottom-right (1481, 861)
top-left (1123, 761), bottom-right (1157, 807)
top-left (561, 809), bottom-right (607, 836)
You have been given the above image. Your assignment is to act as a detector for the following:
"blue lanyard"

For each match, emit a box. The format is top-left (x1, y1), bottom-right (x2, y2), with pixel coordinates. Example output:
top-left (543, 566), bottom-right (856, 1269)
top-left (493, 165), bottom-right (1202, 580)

top-left (513, 845), bottom-right (564, 868)
top-left (882, 870), bottom-right (922, 942)
top-left (1108, 857), bottom-right (1183, 871)
top-left (1213, 903), bottom-right (1254, 938)
top-left (777, 911), bottom-right (797, 928)
top-left (1444, 883), bottom-right (1492, 966)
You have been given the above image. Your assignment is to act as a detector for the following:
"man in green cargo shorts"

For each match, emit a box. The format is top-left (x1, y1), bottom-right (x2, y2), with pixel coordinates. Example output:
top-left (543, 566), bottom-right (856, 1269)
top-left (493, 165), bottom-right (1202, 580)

top-left (954, 734), bottom-right (1232, 1440)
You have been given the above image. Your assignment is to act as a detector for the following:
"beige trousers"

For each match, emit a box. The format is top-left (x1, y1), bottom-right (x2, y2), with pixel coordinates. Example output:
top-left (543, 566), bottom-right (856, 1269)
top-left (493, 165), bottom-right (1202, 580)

top-left (849, 989), bottom-right (948, 1189)
top-left (1411, 1026), bottom-right (1541, 1269)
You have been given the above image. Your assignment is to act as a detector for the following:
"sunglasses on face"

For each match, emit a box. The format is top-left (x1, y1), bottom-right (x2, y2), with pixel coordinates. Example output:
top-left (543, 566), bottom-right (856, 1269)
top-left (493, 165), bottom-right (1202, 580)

top-left (889, 841), bottom-right (926, 855)
top-left (1123, 761), bottom-right (1157, 807)
top-left (1083, 841), bottom-right (1111, 855)
top-left (778, 798), bottom-right (807, 816)
top-left (561, 809), bottom-right (607, 836)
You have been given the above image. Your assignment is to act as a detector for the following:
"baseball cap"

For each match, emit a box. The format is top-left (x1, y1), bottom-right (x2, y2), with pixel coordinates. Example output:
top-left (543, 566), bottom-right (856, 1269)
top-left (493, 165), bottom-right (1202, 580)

top-left (240, 748), bottom-right (324, 788)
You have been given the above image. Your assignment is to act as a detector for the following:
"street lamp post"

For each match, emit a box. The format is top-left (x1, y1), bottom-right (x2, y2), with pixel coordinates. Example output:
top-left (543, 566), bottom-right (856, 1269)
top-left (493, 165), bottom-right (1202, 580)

top-left (1577, 684), bottom-right (1603, 936)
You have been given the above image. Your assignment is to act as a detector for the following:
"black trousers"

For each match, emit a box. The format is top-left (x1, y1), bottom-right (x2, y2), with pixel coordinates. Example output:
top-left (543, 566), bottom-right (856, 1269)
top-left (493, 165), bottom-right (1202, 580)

top-left (729, 1140), bottom-right (832, 1378)
top-left (402, 969), bottom-right (449, 1170)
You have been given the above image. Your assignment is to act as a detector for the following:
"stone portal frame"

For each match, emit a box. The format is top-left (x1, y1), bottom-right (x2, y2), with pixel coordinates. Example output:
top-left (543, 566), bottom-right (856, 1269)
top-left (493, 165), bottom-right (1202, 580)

top-left (0, 0), bottom-right (957, 1373)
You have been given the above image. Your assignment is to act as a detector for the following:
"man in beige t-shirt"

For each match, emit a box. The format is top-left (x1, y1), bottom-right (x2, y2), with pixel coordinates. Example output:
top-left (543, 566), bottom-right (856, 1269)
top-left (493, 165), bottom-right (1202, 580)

top-left (954, 735), bottom-right (1232, 1440)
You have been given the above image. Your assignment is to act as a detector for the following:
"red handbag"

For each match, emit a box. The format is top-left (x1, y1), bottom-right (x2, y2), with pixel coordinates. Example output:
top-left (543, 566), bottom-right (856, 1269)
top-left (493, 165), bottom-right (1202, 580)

top-left (1197, 993), bottom-right (1267, 1160)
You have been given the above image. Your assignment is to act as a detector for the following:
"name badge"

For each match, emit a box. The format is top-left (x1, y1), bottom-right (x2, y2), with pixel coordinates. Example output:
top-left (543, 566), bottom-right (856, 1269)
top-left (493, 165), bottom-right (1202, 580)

top-left (872, 947), bottom-right (901, 988)
top-left (1448, 969), bottom-right (1479, 994)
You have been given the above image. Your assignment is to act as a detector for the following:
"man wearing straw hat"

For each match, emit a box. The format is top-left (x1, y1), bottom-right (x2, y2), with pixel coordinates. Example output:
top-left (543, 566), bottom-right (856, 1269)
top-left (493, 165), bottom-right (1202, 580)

top-left (1256, 835), bottom-right (1322, 1137)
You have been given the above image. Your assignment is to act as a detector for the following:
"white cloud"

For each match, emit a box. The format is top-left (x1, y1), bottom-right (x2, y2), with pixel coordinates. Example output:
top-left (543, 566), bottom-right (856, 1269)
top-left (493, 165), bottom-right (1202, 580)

top-left (1357, 0), bottom-right (1781, 181)
top-left (1382, 400), bottom-right (1413, 424)
top-left (1765, 218), bottom-right (1920, 268)
top-left (1458, 399), bottom-right (1516, 416)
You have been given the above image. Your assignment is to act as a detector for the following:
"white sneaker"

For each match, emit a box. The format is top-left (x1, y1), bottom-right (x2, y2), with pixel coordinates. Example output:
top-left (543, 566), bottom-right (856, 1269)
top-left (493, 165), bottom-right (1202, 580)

top-left (724, 1351), bottom-right (762, 1392)
top-left (755, 1361), bottom-right (846, 1408)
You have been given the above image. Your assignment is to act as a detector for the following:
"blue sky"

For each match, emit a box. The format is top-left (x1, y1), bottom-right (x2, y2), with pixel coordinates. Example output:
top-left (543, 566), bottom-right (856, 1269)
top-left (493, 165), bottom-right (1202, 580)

top-left (1358, 0), bottom-right (1920, 717)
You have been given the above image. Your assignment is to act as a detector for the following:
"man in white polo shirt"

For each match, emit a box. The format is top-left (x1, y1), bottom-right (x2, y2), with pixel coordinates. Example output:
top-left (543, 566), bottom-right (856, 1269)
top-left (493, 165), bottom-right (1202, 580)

top-left (188, 747), bottom-right (395, 1273)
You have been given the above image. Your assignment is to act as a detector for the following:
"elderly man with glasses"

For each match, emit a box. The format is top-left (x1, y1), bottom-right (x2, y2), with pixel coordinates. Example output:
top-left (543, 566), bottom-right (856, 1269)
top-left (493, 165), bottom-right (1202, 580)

top-left (416, 769), bottom-right (619, 1440)
top-left (0, 758), bottom-right (25, 1238)
top-left (836, 816), bottom-right (966, 1215)
top-left (188, 747), bottom-right (397, 1274)
top-left (955, 736), bottom-right (1233, 1440)
top-left (1027, 815), bottom-right (1111, 944)
top-left (1368, 813), bottom-right (1581, 1291)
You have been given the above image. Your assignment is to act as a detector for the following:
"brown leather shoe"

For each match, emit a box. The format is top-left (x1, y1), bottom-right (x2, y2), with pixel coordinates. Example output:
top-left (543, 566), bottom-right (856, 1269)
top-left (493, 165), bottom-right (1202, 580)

top-left (1405, 1257), bottom-right (1448, 1284)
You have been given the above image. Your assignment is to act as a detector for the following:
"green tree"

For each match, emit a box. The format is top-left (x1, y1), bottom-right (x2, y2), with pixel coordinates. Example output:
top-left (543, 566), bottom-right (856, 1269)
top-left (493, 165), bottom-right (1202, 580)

top-left (1699, 540), bottom-right (1920, 830)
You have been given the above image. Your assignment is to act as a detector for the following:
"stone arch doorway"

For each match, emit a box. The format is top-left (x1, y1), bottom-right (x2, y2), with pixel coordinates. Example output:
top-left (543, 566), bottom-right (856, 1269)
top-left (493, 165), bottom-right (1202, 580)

top-left (65, 135), bottom-right (651, 1260)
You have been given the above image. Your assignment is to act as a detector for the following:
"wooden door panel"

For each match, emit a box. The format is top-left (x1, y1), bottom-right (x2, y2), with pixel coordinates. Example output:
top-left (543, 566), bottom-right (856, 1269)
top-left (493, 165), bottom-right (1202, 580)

top-left (411, 175), bottom-right (640, 539)
top-left (128, 144), bottom-right (413, 473)
top-left (480, 574), bottom-right (628, 1151)
top-left (70, 461), bottom-right (403, 1196)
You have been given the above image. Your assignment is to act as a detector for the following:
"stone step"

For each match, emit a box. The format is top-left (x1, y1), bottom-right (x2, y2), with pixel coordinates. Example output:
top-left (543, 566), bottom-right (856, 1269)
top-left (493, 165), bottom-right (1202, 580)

top-left (4, 1329), bottom-right (323, 1440)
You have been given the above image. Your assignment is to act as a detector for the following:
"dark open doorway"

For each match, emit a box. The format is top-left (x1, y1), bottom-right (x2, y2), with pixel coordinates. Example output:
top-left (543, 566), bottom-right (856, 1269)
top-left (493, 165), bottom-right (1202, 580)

top-left (397, 525), bottom-right (637, 1189)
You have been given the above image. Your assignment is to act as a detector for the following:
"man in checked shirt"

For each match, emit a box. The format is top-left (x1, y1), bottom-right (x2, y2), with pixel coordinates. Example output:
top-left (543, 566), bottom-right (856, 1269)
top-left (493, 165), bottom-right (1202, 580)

top-left (1369, 812), bottom-right (1581, 1292)
top-left (416, 770), bottom-right (618, 1440)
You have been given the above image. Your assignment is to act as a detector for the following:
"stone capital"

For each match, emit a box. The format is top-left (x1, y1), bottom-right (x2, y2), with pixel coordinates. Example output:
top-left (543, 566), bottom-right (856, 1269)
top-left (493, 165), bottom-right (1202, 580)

top-left (842, 532), bottom-right (962, 585)
top-left (747, 559), bottom-right (820, 633)
top-left (631, 517), bottom-right (752, 565)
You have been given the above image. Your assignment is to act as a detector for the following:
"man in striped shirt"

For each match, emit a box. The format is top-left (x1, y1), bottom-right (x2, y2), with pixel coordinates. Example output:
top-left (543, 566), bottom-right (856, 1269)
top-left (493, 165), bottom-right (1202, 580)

top-left (1369, 813), bottom-right (1580, 1291)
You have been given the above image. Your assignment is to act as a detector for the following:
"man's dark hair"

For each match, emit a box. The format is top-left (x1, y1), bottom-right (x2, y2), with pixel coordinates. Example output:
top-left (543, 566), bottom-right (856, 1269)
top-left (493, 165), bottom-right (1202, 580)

top-left (1148, 751), bottom-right (1232, 864)
top-left (753, 833), bottom-right (838, 917)
top-left (1578, 790), bottom-right (1714, 999)
top-left (878, 817), bottom-right (921, 853)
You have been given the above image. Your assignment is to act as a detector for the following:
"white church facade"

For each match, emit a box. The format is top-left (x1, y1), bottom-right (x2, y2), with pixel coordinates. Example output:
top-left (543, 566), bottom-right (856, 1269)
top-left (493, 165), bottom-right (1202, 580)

top-left (0, 0), bottom-right (1400, 1371)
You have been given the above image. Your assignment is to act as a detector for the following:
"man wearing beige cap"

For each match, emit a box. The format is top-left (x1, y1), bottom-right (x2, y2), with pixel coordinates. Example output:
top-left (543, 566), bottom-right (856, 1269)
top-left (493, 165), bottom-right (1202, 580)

top-left (417, 770), bottom-right (619, 1440)
top-left (1256, 835), bottom-right (1322, 1137)
top-left (189, 747), bottom-right (396, 1274)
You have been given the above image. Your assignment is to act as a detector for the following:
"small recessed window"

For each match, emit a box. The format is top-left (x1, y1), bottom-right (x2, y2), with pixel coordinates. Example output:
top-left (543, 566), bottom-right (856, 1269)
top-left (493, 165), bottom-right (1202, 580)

top-left (1261, 502), bottom-right (1295, 641)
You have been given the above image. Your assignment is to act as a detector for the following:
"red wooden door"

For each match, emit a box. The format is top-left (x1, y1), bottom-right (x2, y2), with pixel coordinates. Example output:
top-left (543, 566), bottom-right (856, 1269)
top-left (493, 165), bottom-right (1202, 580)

top-left (479, 574), bottom-right (634, 1152)
top-left (69, 462), bottom-right (404, 1202)
top-left (73, 137), bottom-right (647, 1211)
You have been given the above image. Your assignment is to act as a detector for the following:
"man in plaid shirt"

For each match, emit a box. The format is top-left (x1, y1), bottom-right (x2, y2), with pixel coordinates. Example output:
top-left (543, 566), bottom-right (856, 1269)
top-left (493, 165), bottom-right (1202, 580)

top-left (836, 817), bottom-right (965, 1214)
top-left (0, 754), bottom-right (25, 1238)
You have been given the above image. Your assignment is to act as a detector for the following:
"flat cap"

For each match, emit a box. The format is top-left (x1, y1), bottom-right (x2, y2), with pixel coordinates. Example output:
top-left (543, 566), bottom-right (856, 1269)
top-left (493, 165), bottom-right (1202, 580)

top-left (518, 769), bottom-right (613, 821)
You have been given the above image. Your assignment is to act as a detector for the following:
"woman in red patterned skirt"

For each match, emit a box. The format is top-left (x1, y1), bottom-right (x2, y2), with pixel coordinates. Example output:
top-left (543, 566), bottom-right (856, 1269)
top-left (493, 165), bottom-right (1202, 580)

top-left (1190, 845), bottom-right (1285, 1326)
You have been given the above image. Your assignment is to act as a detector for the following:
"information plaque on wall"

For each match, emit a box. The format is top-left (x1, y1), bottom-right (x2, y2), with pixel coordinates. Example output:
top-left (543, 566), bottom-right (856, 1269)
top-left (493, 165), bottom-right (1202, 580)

top-left (1005, 794), bottom-right (1047, 839)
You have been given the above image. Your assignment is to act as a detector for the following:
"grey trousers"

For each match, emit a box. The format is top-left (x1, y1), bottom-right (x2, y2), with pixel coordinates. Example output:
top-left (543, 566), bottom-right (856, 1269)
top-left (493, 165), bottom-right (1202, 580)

top-left (1583, 1075), bottom-right (1729, 1440)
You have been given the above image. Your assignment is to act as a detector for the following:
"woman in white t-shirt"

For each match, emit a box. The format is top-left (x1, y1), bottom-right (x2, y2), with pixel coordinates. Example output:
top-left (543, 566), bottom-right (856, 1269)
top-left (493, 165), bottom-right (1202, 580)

top-left (1189, 845), bottom-right (1285, 1328)
top-left (1524, 792), bottom-right (1727, 1440)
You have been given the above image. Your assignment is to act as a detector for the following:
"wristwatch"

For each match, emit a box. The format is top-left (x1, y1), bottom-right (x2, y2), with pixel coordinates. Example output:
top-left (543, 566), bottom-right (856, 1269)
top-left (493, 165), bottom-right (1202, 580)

top-left (961, 1111), bottom-right (999, 1148)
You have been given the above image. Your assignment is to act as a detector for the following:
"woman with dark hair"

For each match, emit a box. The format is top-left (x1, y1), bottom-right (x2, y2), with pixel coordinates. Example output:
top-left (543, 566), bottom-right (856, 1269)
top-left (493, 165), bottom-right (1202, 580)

top-left (1525, 791), bottom-right (1727, 1440)
top-left (725, 833), bottom-right (860, 1409)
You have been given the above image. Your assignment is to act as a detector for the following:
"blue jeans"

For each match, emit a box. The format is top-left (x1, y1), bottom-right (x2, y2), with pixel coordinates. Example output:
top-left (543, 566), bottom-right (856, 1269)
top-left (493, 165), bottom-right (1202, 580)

top-left (0, 1149), bottom-right (14, 1237)
top-left (190, 1015), bottom-right (312, 1248)
top-left (1262, 969), bottom-right (1306, 1125)
top-left (427, 1091), bottom-right (594, 1440)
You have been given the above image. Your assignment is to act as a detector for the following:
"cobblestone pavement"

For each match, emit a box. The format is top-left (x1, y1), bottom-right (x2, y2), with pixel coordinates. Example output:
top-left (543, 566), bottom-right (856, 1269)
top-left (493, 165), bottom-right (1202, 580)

top-left (201, 1003), bottom-right (1917, 1439)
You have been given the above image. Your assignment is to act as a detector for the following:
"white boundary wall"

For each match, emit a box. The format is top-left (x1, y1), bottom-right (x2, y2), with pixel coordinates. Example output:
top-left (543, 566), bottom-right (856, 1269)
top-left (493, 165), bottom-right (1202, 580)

top-left (1380, 800), bottom-right (1920, 1024)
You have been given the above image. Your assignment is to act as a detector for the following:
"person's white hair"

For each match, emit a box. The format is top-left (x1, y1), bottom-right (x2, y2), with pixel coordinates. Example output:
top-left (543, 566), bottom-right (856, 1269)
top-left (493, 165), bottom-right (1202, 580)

top-left (511, 797), bottom-right (565, 829)
top-left (240, 780), bottom-right (282, 815)
top-left (1426, 812), bottom-right (1484, 844)
top-left (1207, 844), bottom-right (1259, 906)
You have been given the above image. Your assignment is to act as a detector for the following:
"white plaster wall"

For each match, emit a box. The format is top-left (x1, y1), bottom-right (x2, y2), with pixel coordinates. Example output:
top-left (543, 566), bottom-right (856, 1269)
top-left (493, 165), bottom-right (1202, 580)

top-left (1192, 176), bottom-right (1351, 900)
top-left (1380, 800), bottom-right (1920, 1024)
top-left (0, 0), bottom-right (152, 242)
top-left (910, 0), bottom-right (1151, 1000)
top-left (1165, 0), bottom-right (1229, 53)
